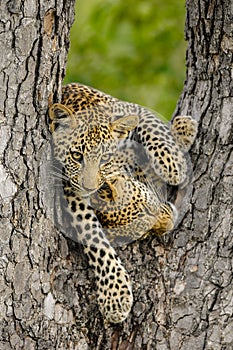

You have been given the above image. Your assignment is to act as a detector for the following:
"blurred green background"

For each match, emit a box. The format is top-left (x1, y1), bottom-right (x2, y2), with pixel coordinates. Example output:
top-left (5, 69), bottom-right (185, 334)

top-left (65, 0), bottom-right (186, 120)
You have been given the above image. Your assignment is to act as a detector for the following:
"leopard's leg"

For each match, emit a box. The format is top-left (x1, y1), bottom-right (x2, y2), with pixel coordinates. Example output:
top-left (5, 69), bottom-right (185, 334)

top-left (133, 122), bottom-right (187, 185)
top-left (63, 188), bottom-right (133, 324)
top-left (132, 110), bottom-right (198, 186)
top-left (108, 103), bottom-right (190, 186)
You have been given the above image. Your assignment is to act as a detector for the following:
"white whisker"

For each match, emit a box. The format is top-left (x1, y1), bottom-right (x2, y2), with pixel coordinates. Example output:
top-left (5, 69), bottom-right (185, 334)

top-left (49, 170), bottom-right (70, 181)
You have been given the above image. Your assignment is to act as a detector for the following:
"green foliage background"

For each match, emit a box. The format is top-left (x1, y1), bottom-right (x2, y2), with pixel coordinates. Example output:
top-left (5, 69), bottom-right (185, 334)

top-left (65, 0), bottom-right (186, 120)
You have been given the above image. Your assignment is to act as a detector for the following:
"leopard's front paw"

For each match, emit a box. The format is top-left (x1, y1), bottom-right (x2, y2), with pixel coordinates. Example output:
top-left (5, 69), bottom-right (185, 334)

top-left (100, 291), bottom-right (133, 324)
top-left (97, 263), bottom-right (133, 323)
top-left (171, 116), bottom-right (198, 152)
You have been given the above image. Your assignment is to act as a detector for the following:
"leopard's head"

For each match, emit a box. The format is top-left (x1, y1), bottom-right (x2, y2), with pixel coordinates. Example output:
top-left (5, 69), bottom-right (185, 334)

top-left (49, 103), bottom-right (138, 197)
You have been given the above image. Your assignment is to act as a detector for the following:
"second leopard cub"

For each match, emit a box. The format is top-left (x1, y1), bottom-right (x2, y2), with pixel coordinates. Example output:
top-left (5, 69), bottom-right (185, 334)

top-left (49, 83), bottom-right (197, 323)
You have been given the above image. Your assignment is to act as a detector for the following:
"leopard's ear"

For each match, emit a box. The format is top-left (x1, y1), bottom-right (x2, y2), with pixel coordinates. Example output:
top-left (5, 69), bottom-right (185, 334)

top-left (49, 103), bottom-right (76, 132)
top-left (111, 115), bottom-right (139, 138)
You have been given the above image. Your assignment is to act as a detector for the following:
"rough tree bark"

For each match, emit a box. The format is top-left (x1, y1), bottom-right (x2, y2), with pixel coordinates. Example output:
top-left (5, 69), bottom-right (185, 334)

top-left (0, 1), bottom-right (76, 349)
top-left (0, 1), bottom-right (232, 350)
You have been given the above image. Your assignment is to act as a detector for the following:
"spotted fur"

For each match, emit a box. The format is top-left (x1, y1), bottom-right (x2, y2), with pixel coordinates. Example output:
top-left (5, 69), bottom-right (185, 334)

top-left (49, 83), bottom-right (197, 323)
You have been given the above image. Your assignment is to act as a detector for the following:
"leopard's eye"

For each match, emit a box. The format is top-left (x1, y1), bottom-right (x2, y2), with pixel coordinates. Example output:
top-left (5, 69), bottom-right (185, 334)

top-left (101, 153), bottom-right (113, 164)
top-left (71, 151), bottom-right (83, 162)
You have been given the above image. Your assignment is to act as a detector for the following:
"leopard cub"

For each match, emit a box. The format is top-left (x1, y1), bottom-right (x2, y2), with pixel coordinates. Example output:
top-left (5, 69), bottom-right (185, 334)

top-left (48, 83), bottom-right (197, 323)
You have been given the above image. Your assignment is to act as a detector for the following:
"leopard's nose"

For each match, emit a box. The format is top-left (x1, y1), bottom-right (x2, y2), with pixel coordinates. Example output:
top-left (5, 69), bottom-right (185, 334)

top-left (83, 162), bottom-right (100, 190)
top-left (82, 177), bottom-right (99, 191)
top-left (82, 175), bottom-right (100, 193)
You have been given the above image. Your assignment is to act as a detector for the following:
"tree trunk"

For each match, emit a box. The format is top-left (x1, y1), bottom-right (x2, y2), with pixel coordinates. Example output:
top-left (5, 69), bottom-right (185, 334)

top-left (0, 1), bottom-right (76, 349)
top-left (0, 1), bottom-right (232, 350)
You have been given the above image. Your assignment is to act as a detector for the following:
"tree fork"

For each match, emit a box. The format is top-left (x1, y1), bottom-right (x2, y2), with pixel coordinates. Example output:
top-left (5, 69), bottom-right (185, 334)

top-left (0, 0), bottom-right (232, 349)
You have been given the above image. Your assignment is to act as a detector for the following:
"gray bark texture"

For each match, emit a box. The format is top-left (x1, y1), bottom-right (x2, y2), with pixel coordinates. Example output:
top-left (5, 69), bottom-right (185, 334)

top-left (0, 0), bottom-right (232, 350)
top-left (0, 0), bottom-right (76, 349)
